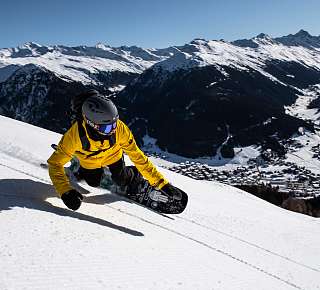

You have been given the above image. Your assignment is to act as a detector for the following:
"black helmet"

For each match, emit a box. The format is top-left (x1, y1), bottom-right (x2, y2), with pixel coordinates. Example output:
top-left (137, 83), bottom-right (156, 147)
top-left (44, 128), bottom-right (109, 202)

top-left (82, 93), bottom-right (119, 135)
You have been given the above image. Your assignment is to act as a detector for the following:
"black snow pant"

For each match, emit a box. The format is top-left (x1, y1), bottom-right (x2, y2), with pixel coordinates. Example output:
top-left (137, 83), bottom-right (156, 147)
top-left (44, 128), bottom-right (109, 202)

top-left (77, 156), bottom-right (140, 188)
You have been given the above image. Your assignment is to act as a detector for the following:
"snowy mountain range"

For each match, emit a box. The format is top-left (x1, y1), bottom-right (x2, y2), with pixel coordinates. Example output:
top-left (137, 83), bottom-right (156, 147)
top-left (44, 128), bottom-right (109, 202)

top-left (0, 115), bottom-right (319, 290)
top-left (0, 29), bottom-right (320, 158)
top-left (0, 42), bottom-right (175, 84)
top-left (118, 30), bottom-right (320, 157)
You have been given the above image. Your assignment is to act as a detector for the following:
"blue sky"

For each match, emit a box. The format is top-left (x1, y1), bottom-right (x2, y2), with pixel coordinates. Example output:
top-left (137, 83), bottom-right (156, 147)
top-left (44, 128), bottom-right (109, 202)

top-left (0, 0), bottom-right (319, 48)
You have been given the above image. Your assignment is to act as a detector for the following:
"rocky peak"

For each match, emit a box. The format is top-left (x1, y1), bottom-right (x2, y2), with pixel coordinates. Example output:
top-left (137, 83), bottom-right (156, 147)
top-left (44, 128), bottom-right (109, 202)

top-left (255, 33), bottom-right (271, 39)
top-left (275, 29), bottom-right (320, 48)
top-left (294, 29), bottom-right (312, 38)
top-left (20, 42), bottom-right (43, 49)
top-left (252, 33), bottom-right (276, 45)
top-left (231, 33), bottom-right (276, 48)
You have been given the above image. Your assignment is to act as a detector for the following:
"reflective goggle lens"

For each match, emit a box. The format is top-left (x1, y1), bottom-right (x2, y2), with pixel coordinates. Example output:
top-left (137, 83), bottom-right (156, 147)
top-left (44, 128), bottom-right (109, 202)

top-left (98, 121), bottom-right (117, 134)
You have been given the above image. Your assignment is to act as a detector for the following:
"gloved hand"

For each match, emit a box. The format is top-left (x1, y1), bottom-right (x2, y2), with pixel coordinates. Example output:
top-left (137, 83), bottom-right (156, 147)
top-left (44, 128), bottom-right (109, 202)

top-left (161, 183), bottom-right (183, 201)
top-left (61, 189), bottom-right (83, 210)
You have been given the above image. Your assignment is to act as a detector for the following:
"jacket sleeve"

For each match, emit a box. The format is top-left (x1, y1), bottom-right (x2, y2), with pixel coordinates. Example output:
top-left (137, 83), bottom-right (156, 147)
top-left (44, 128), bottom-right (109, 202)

top-left (118, 121), bottom-right (169, 189)
top-left (47, 124), bottom-right (78, 196)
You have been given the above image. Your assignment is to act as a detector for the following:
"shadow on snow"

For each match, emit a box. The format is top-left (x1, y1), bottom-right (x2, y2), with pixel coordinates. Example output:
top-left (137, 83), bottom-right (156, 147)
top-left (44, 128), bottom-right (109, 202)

top-left (0, 178), bottom-right (144, 237)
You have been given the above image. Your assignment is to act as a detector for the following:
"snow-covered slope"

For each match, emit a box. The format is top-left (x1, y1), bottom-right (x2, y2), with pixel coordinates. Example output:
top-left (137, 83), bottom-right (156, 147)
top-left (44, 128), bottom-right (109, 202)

top-left (285, 84), bottom-right (320, 121)
top-left (0, 115), bottom-right (319, 290)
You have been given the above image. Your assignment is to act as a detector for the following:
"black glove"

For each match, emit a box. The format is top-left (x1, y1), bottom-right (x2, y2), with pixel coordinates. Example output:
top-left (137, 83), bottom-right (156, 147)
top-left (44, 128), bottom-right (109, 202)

top-left (161, 183), bottom-right (183, 201)
top-left (61, 189), bottom-right (83, 210)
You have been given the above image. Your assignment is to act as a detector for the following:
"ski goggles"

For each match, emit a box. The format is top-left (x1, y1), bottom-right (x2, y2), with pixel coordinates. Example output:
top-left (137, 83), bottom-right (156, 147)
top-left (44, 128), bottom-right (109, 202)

top-left (85, 117), bottom-right (117, 134)
top-left (97, 122), bottom-right (117, 134)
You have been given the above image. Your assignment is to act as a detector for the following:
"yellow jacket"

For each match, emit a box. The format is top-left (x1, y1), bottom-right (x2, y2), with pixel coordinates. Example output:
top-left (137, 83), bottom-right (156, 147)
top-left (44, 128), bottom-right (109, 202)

top-left (47, 119), bottom-right (168, 195)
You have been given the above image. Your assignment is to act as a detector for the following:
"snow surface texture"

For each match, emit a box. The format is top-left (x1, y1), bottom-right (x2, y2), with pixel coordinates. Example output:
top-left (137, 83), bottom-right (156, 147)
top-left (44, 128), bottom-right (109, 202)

top-left (0, 115), bottom-right (319, 290)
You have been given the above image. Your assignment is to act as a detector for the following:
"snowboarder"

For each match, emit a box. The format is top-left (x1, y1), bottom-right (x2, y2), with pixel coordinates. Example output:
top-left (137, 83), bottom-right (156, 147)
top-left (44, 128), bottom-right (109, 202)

top-left (47, 91), bottom-right (182, 210)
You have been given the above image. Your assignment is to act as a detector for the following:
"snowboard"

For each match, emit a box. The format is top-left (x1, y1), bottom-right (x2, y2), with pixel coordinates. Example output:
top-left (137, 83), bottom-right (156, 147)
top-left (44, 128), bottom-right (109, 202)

top-left (101, 170), bottom-right (188, 214)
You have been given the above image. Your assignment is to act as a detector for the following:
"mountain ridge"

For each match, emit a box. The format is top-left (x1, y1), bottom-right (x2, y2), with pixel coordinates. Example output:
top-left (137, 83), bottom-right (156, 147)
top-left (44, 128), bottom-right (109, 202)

top-left (1, 29), bottom-right (320, 158)
top-left (1, 29), bottom-right (320, 82)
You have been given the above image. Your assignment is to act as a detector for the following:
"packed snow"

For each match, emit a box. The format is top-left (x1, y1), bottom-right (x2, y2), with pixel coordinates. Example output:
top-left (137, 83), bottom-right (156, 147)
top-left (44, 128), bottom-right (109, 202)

top-left (0, 115), bottom-right (319, 290)
top-left (285, 84), bottom-right (320, 122)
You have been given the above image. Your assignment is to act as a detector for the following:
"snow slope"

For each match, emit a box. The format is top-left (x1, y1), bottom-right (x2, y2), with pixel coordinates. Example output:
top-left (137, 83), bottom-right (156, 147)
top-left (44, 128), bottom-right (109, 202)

top-left (0, 115), bottom-right (319, 290)
top-left (285, 84), bottom-right (320, 122)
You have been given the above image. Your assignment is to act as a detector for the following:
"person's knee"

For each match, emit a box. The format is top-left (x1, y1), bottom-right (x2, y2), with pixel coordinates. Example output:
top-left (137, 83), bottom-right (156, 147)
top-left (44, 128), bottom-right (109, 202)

top-left (79, 167), bottom-right (103, 187)
top-left (111, 166), bottom-right (140, 187)
top-left (111, 173), bottom-right (126, 186)
top-left (86, 179), bottom-right (101, 187)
